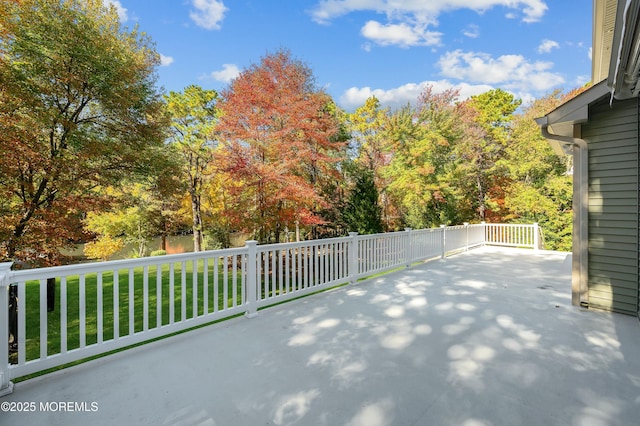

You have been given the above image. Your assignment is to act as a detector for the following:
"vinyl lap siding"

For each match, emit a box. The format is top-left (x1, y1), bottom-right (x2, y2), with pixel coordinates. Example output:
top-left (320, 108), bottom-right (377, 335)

top-left (582, 98), bottom-right (639, 315)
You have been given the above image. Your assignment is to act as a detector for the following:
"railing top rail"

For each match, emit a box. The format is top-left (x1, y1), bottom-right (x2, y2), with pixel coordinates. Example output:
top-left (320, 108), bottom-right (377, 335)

top-left (485, 223), bottom-right (534, 227)
top-left (4, 222), bottom-right (537, 283)
top-left (255, 236), bottom-right (352, 252)
top-left (7, 246), bottom-right (248, 283)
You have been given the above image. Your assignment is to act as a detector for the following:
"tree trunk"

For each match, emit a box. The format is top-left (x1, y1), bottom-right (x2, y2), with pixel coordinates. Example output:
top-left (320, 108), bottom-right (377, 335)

top-left (191, 191), bottom-right (203, 252)
top-left (476, 174), bottom-right (486, 220)
top-left (47, 277), bottom-right (56, 312)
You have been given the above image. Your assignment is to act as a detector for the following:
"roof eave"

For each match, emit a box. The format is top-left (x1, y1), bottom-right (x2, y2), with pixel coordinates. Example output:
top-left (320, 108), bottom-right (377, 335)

top-left (536, 80), bottom-right (610, 128)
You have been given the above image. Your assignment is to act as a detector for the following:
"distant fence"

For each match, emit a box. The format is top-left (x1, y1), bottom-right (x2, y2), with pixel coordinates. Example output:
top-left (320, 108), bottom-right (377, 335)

top-left (0, 222), bottom-right (539, 395)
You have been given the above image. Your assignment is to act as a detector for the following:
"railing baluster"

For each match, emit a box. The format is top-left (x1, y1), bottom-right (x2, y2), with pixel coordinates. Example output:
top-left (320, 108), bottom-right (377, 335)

top-left (39, 279), bottom-right (47, 360)
top-left (263, 251), bottom-right (268, 298)
top-left (143, 266), bottom-right (149, 331)
top-left (113, 271), bottom-right (119, 339)
top-left (169, 264), bottom-right (175, 325)
top-left (223, 256), bottom-right (229, 309)
top-left (192, 259), bottom-right (198, 319)
top-left (156, 264), bottom-right (162, 328)
top-left (203, 258), bottom-right (209, 315)
top-left (287, 249), bottom-right (292, 292)
top-left (129, 269), bottom-right (135, 336)
top-left (271, 249), bottom-right (276, 295)
top-left (314, 244), bottom-right (319, 287)
top-left (60, 277), bottom-right (67, 354)
top-left (232, 255), bottom-right (238, 308)
top-left (180, 261), bottom-right (186, 322)
top-left (278, 249), bottom-right (284, 295)
top-left (240, 253), bottom-right (245, 308)
top-left (97, 272), bottom-right (103, 344)
top-left (18, 281), bottom-right (26, 365)
top-left (213, 257), bottom-right (219, 312)
top-left (80, 274), bottom-right (86, 349)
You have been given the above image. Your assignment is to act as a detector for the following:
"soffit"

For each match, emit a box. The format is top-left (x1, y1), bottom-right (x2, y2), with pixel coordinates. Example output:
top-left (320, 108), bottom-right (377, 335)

top-left (593, 0), bottom-right (619, 82)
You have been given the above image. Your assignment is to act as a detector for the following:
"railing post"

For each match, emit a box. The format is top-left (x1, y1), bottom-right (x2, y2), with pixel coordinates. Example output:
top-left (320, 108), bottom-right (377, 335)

top-left (533, 223), bottom-right (540, 251)
top-left (244, 241), bottom-right (259, 319)
top-left (463, 222), bottom-right (469, 250)
top-left (348, 232), bottom-right (358, 283)
top-left (404, 228), bottom-right (412, 267)
top-left (0, 262), bottom-right (15, 396)
top-left (440, 225), bottom-right (446, 259)
top-left (481, 221), bottom-right (487, 246)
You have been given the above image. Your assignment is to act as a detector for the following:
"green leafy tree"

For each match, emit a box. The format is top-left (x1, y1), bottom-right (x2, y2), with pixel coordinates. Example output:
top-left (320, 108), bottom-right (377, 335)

top-left (502, 90), bottom-right (578, 251)
top-left (83, 235), bottom-right (124, 262)
top-left (165, 85), bottom-right (219, 252)
top-left (0, 0), bottom-right (167, 264)
top-left (383, 86), bottom-right (462, 228)
top-left (345, 96), bottom-right (397, 228)
top-left (455, 89), bottom-right (521, 221)
top-left (84, 182), bottom-right (169, 259)
top-left (347, 96), bottom-right (390, 174)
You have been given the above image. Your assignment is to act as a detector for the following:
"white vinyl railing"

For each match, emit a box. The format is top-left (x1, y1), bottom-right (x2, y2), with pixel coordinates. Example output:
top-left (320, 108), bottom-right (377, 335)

top-left (485, 223), bottom-right (540, 249)
top-left (0, 222), bottom-right (539, 395)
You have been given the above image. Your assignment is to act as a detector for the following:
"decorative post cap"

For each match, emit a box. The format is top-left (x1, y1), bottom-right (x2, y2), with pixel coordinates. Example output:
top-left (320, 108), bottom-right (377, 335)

top-left (0, 262), bottom-right (13, 287)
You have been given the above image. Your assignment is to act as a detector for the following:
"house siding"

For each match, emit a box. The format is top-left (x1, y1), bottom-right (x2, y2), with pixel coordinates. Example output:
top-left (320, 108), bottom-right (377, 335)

top-left (582, 98), bottom-right (639, 315)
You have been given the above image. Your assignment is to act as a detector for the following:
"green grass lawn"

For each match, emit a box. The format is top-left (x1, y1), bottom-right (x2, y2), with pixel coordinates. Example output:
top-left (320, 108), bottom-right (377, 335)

top-left (16, 258), bottom-right (244, 363)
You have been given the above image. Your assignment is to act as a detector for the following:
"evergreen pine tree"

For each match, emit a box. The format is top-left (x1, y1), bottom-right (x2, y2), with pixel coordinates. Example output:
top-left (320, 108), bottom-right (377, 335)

top-left (343, 166), bottom-right (384, 234)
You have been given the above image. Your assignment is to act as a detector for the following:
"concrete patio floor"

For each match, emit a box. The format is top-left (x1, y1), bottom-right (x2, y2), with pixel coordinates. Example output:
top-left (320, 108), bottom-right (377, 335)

top-left (2, 246), bottom-right (640, 426)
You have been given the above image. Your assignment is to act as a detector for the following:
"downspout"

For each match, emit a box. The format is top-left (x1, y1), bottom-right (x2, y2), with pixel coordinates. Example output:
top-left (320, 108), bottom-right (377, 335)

top-left (538, 120), bottom-right (589, 308)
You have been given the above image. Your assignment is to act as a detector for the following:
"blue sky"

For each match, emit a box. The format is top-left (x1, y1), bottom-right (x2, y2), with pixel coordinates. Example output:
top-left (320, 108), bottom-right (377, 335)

top-left (106, 0), bottom-right (593, 111)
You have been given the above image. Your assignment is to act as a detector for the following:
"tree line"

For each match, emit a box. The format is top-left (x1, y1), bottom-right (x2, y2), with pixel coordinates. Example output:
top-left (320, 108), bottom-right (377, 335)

top-left (0, 0), bottom-right (581, 266)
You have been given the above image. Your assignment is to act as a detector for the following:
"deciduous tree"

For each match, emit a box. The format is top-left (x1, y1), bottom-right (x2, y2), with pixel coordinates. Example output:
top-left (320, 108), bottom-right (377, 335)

top-left (383, 86), bottom-right (463, 228)
top-left (345, 96), bottom-right (396, 227)
top-left (455, 89), bottom-right (521, 221)
top-left (0, 0), bottom-right (167, 264)
top-left (217, 49), bottom-right (344, 242)
top-left (165, 85), bottom-right (218, 252)
top-left (502, 89), bottom-right (581, 250)
top-left (84, 183), bottom-right (167, 259)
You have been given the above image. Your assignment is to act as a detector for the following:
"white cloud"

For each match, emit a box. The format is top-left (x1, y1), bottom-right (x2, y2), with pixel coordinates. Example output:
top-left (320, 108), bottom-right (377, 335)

top-left (311, 0), bottom-right (548, 24)
top-left (104, 0), bottom-right (128, 21)
top-left (462, 24), bottom-right (480, 38)
top-left (311, 1), bottom-right (547, 48)
top-left (437, 49), bottom-right (564, 93)
top-left (588, 47), bottom-right (592, 61)
top-left (339, 79), bottom-right (493, 111)
top-left (160, 54), bottom-right (174, 66)
top-left (537, 39), bottom-right (559, 54)
top-left (190, 0), bottom-right (227, 30)
top-left (361, 20), bottom-right (442, 47)
top-left (211, 64), bottom-right (240, 83)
